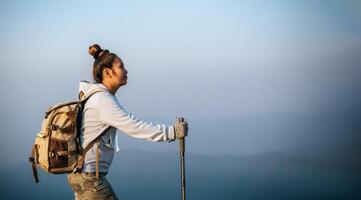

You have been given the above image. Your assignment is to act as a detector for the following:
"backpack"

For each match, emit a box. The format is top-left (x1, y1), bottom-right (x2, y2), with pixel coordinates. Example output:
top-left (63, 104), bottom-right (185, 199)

top-left (29, 89), bottom-right (106, 183)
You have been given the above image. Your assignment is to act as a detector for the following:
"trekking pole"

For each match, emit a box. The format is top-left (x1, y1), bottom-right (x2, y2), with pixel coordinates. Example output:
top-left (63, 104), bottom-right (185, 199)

top-left (177, 117), bottom-right (186, 200)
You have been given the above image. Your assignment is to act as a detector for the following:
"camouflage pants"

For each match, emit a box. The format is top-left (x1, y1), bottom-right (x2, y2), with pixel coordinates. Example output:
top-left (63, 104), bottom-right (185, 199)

top-left (67, 172), bottom-right (119, 200)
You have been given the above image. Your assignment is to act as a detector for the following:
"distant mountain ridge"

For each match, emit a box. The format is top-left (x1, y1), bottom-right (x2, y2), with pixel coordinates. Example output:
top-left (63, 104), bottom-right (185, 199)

top-left (1, 150), bottom-right (360, 200)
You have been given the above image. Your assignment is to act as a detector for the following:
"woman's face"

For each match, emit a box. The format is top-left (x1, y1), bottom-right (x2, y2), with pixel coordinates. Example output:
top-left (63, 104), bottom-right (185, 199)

top-left (111, 57), bottom-right (128, 88)
top-left (103, 56), bottom-right (128, 93)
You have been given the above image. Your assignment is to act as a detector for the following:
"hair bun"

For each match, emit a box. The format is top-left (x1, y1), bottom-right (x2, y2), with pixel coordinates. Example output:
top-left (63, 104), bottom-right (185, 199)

top-left (88, 44), bottom-right (103, 59)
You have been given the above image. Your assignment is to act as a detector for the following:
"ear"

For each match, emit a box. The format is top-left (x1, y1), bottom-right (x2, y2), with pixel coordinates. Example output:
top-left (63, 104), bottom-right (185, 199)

top-left (103, 68), bottom-right (112, 78)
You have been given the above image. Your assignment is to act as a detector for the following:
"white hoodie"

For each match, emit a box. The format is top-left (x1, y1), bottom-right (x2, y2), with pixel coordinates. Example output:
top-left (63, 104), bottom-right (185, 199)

top-left (79, 81), bottom-right (175, 173)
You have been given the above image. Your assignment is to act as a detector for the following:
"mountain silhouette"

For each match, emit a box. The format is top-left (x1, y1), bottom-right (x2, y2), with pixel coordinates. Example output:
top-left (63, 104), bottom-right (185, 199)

top-left (0, 150), bottom-right (360, 200)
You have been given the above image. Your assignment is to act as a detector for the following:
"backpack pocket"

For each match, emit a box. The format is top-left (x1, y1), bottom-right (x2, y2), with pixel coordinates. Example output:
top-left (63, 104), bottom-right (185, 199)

top-left (49, 138), bottom-right (68, 169)
top-left (34, 133), bottom-right (49, 170)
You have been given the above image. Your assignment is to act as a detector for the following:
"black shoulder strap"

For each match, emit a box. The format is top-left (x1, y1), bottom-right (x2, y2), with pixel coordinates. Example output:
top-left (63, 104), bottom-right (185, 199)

top-left (74, 88), bottom-right (109, 173)
top-left (76, 89), bottom-right (106, 138)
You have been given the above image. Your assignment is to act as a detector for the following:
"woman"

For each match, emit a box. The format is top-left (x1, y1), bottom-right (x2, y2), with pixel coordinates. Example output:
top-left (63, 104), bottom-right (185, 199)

top-left (67, 44), bottom-right (188, 200)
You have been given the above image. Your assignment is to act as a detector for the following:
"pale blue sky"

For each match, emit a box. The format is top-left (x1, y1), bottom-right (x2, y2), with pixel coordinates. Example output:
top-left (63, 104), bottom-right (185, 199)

top-left (1, 0), bottom-right (360, 118)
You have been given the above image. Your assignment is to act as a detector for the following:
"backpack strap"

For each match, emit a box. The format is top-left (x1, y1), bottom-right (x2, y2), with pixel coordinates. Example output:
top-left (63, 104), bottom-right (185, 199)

top-left (74, 138), bottom-right (99, 171)
top-left (96, 138), bottom-right (100, 179)
top-left (45, 88), bottom-right (106, 118)
top-left (74, 88), bottom-right (109, 176)
top-left (75, 88), bottom-right (106, 132)
top-left (75, 88), bottom-right (107, 151)
top-left (29, 144), bottom-right (39, 183)
top-left (74, 127), bottom-right (110, 175)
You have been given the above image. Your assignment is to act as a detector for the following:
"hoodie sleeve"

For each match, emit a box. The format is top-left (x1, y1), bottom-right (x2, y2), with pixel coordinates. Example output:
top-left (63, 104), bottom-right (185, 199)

top-left (97, 92), bottom-right (175, 142)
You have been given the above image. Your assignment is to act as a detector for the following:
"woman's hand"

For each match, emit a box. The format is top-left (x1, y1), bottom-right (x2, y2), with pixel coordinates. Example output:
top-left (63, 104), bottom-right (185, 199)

top-left (174, 119), bottom-right (188, 139)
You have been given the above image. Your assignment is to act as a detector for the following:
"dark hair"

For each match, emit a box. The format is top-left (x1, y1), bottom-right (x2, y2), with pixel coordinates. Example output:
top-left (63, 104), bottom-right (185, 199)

top-left (88, 44), bottom-right (118, 83)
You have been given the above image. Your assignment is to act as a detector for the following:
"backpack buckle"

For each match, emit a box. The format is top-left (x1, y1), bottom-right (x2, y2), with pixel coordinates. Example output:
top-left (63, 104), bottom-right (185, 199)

top-left (29, 157), bottom-right (35, 164)
top-left (72, 167), bottom-right (81, 174)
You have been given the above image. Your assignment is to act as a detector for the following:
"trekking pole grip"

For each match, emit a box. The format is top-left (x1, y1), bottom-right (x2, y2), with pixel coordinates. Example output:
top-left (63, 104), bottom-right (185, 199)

top-left (177, 117), bottom-right (185, 152)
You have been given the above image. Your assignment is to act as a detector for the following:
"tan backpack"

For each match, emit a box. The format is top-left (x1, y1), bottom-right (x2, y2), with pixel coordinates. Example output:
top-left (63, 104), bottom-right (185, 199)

top-left (29, 89), bottom-right (106, 183)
